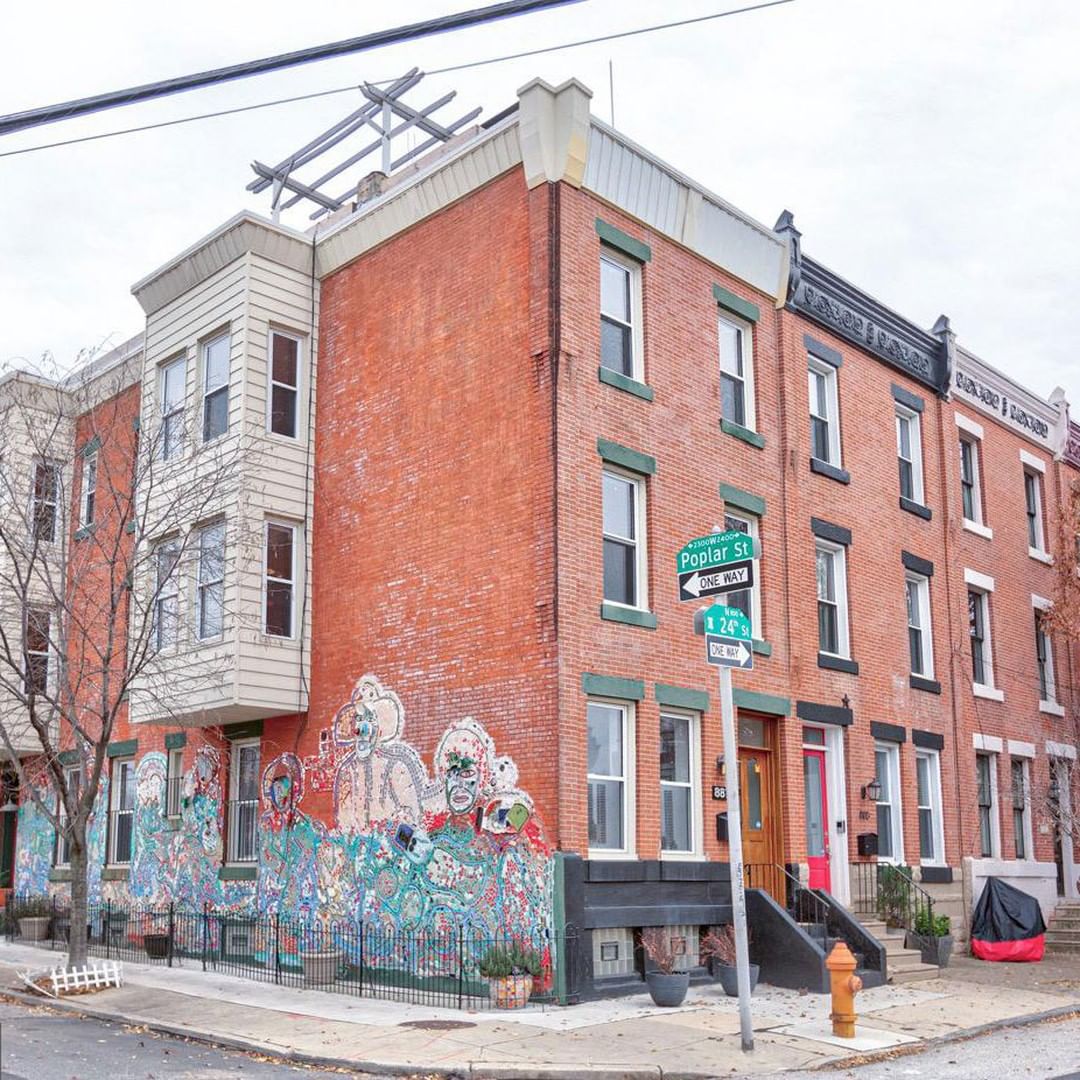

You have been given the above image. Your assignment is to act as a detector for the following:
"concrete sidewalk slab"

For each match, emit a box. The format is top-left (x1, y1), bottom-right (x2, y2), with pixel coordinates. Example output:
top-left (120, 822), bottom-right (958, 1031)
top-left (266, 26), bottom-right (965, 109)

top-left (772, 1018), bottom-right (917, 1051)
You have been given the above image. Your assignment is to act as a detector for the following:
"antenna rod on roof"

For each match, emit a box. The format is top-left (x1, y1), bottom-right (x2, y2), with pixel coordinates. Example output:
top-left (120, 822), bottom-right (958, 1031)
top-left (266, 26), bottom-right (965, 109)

top-left (0, 0), bottom-right (583, 138)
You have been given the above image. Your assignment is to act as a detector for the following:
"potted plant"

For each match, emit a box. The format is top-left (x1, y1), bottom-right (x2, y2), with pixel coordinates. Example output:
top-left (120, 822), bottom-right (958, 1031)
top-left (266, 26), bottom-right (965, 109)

top-left (638, 928), bottom-right (690, 1007)
top-left (479, 943), bottom-right (541, 1009)
top-left (699, 925), bottom-right (759, 997)
top-left (16, 896), bottom-right (53, 942)
top-left (906, 909), bottom-right (953, 968)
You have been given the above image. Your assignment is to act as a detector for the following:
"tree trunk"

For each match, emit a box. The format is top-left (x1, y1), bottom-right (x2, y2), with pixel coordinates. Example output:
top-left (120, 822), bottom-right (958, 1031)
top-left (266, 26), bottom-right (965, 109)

top-left (67, 829), bottom-right (89, 968)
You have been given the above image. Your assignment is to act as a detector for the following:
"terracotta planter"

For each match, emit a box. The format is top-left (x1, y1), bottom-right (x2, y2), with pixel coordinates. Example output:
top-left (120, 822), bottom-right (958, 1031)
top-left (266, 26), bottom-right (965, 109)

top-left (645, 970), bottom-right (689, 1007)
top-left (488, 974), bottom-right (533, 1009)
top-left (19, 916), bottom-right (51, 942)
top-left (301, 949), bottom-right (342, 986)
top-left (716, 963), bottom-right (760, 997)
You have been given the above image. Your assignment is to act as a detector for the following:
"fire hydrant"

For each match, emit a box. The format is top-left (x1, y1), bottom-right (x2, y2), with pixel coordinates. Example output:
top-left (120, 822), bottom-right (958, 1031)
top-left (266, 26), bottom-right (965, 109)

top-left (825, 941), bottom-right (862, 1038)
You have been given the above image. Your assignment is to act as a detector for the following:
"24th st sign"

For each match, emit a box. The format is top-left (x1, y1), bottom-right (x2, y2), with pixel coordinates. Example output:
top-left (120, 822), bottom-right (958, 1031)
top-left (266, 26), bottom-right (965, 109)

top-left (676, 530), bottom-right (757, 602)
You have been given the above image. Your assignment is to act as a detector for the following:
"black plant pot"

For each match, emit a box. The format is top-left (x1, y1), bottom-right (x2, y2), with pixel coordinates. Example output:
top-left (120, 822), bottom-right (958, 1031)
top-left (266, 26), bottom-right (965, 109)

top-left (906, 932), bottom-right (953, 968)
top-left (716, 963), bottom-right (760, 996)
top-left (645, 970), bottom-right (690, 1007)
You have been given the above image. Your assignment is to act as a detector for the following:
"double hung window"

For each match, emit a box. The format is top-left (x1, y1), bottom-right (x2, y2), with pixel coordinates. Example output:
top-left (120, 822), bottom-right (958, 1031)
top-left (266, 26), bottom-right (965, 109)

top-left (153, 538), bottom-right (181, 652)
top-left (724, 512), bottom-right (760, 637)
top-left (108, 757), bottom-right (135, 865)
top-left (1024, 469), bottom-right (1046, 555)
top-left (719, 315), bottom-right (754, 430)
top-left (1011, 757), bottom-right (1030, 860)
top-left (599, 251), bottom-right (640, 379)
top-left (264, 522), bottom-right (296, 637)
top-left (906, 574), bottom-right (933, 677)
top-left (202, 334), bottom-right (230, 443)
top-left (587, 701), bottom-right (632, 854)
top-left (895, 406), bottom-right (924, 504)
top-left (23, 607), bottom-right (51, 696)
top-left (660, 712), bottom-right (698, 855)
top-left (55, 766), bottom-right (80, 867)
top-left (874, 743), bottom-right (902, 861)
top-left (268, 332), bottom-right (300, 438)
top-left (227, 740), bottom-right (260, 863)
top-left (915, 750), bottom-right (944, 864)
top-left (160, 356), bottom-right (186, 460)
top-left (1035, 608), bottom-right (1057, 705)
top-left (31, 462), bottom-right (60, 542)
top-left (196, 521), bottom-right (225, 640)
top-left (808, 358), bottom-right (841, 465)
top-left (815, 541), bottom-right (849, 658)
top-left (602, 471), bottom-right (645, 609)
top-left (166, 748), bottom-right (184, 820)
top-left (976, 752), bottom-right (997, 858)
top-left (80, 451), bottom-right (97, 527)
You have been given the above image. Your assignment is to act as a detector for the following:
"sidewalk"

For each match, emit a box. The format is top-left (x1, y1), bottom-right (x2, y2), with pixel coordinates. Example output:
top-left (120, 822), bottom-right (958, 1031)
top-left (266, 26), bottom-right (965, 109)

top-left (0, 940), bottom-right (1076, 1079)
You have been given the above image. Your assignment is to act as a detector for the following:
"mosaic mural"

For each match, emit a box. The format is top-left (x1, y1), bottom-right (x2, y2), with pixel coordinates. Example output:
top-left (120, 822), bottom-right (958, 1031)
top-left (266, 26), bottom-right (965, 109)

top-left (13, 677), bottom-right (552, 944)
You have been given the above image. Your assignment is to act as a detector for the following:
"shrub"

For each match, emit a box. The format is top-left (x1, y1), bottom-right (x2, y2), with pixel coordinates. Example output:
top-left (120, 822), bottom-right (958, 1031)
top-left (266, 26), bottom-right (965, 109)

top-left (13, 895), bottom-right (53, 919)
top-left (699, 924), bottom-right (752, 968)
top-left (913, 908), bottom-right (951, 938)
top-left (638, 927), bottom-right (695, 975)
top-left (479, 943), bottom-right (541, 978)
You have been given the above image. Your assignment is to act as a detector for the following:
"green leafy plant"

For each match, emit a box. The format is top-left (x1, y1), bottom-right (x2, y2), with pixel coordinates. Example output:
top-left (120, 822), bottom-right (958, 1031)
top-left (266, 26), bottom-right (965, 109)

top-left (913, 908), bottom-right (951, 938)
top-left (479, 943), bottom-right (541, 978)
top-left (877, 864), bottom-right (914, 928)
top-left (14, 895), bottom-right (54, 919)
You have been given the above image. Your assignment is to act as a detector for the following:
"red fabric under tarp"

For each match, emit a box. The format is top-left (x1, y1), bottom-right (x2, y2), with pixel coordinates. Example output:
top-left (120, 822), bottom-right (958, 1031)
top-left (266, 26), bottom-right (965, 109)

top-left (971, 934), bottom-right (1045, 963)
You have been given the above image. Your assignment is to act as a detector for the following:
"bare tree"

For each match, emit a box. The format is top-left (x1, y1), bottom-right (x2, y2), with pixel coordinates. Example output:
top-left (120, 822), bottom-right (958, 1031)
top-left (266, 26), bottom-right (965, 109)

top-left (0, 345), bottom-right (244, 966)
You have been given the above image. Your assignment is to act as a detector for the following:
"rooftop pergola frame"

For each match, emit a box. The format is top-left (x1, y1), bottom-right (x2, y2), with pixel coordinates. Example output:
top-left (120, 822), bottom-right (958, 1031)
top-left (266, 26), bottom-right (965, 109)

top-left (247, 69), bottom-right (483, 221)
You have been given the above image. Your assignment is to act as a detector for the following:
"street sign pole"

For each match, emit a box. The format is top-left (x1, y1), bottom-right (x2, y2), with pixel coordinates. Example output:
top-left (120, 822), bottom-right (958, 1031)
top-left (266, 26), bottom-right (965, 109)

top-left (719, 663), bottom-right (754, 1052)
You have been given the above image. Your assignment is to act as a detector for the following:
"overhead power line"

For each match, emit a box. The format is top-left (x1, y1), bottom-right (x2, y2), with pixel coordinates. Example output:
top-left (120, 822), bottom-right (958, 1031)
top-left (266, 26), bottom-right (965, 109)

top-left (0, 0), bottom-right (796, 160)
top-left (0, 0), bottom-right (583, 138)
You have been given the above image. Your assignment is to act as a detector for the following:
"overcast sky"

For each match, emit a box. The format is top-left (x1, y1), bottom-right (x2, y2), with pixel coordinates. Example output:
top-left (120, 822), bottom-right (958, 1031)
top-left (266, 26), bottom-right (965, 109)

top-left (3, 0), bottom-right (1078, 402)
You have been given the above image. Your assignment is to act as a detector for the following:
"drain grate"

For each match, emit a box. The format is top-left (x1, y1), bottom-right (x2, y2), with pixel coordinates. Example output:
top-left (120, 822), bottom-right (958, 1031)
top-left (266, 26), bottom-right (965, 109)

top-left (398, 1019), bottom-right (477, 1031)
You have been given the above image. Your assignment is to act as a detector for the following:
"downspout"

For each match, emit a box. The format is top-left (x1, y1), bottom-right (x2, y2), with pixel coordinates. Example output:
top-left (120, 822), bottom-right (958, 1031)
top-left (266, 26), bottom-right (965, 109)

top-left (549, 181), bottom-right (563, 844)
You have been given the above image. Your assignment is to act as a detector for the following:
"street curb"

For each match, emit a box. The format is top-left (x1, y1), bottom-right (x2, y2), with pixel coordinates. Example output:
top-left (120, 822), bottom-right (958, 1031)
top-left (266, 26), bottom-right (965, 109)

top-left (805, 1001), bottom-right (1080, 1072)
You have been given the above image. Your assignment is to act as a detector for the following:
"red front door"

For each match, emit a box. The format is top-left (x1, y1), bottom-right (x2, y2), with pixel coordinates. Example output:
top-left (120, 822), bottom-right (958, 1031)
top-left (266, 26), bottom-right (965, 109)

top-left (803, 747), bottom-right (831, 891)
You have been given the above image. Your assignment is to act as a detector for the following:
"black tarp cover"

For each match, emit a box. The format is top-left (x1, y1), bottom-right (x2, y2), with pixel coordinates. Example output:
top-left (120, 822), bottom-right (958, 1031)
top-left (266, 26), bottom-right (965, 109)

top-left (972, 877), bottom-right (1047, 941)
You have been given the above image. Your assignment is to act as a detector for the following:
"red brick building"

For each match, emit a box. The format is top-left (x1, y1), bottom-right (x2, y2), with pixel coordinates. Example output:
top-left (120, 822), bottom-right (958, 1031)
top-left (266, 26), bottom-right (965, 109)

top-left (5, 76), bottom-right (1078, 995)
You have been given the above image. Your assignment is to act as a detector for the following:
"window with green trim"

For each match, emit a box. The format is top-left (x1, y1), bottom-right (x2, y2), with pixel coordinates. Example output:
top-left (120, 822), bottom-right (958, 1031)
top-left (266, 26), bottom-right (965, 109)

top-left (603, 469), bottom-right (647, 610)
top-left (599, 248), bottom-right (642, 381)
top-left (719, 313), bottom-right (755, 432)
top-left (724, 510), bottom-right (760, 639)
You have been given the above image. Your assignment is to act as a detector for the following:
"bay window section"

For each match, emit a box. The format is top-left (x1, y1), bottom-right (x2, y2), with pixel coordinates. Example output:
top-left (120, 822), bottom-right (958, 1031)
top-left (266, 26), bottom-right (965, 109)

top-left (264, 522), bottom-right (296, 637)
top-left (202, 333), bottom-right (230, 443)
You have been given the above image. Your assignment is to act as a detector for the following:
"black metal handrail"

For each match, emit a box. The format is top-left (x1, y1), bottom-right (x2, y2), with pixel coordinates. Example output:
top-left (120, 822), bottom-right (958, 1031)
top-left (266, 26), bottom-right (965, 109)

top-left (745, 862), bottom-right (833, 955)
top-left (877, 863), bottom-right (937, 939)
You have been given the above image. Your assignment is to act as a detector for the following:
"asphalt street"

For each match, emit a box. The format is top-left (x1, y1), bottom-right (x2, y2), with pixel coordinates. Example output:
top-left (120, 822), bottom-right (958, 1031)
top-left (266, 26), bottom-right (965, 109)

top-left (777, 1014), bottom-right (1080, 1080)
top-left (0, 1000), bottom-right (380, 1080)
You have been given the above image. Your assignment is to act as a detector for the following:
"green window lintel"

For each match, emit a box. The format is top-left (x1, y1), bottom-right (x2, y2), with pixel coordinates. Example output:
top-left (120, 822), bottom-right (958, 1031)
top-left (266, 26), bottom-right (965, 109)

top-left (164, 732), bottom-right (187, 750)
top-left (219, 865), bottom-right (257, 881)
top-left (222, 720), bottom-right (263, 740)
top-left (719, 482), bottom-right (767, 518)
top-left (79, 435), bottom-right (102, 459)
top-left (595, 218), bottom-right (652, 263)
top-left (598, 367), bottom-right (654, 401)
top-left (713, 283), bottom-right (760, 324)
top-left (655, 683), bottom-right (710, 712)
top-left (582, 673), bottom-right (645, 701)
top-left (752, 639), bottom-right (773, 657)
top-left (58, 749), bottom-right (81, 767)
top-left (106, 739), bottom-right (138, 759)
top-left (597, 437), bottom-right (656, 476)
top-left (732, 688), bottom-right (790, 716)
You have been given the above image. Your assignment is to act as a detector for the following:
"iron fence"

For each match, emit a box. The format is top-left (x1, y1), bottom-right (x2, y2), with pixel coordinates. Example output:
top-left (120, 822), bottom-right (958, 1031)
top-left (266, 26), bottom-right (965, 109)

top-left (3, 894), bottom-right (578, 1010)
top-left (850, 861), bottom-right (937, 938)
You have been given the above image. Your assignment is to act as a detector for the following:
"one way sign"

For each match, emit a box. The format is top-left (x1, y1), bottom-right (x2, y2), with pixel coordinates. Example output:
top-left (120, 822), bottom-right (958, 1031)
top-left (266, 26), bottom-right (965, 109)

top-left (678, 559), bottom-right (754, 601)
top-left (705, 634), bottom-right (754, 670)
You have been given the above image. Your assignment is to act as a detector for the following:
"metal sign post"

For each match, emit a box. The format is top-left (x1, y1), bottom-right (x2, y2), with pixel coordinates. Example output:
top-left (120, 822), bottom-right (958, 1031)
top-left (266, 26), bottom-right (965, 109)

top-left (718, 662), bottom-right (754, 1052)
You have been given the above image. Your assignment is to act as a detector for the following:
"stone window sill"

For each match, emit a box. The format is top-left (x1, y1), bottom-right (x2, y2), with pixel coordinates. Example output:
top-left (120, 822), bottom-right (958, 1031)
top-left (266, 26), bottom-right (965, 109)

top-left (972, 683), bottom-right (1004, 702)
top-left (600, 603), bottom-right (658, 630)
top-left (720, 419), bottom-right (765, 449)
top-left (962, 518), bottom-right (993, 540)
top-left (809, 458), bottom-right (850, 484)
top-left (598, 366), bottom-right (654, 401)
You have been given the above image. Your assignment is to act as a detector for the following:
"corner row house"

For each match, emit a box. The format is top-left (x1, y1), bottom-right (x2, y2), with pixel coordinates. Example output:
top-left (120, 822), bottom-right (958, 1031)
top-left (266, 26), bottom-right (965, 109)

top-left (3, 76), bottom-right (1078, 998)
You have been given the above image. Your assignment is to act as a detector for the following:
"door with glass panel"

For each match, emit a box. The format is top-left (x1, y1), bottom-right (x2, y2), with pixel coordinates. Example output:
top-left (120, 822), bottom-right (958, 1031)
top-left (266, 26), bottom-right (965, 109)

top-left (802, 728), bottom-right (830, 891)
top-left (738, 716), bottom-right (783, 903)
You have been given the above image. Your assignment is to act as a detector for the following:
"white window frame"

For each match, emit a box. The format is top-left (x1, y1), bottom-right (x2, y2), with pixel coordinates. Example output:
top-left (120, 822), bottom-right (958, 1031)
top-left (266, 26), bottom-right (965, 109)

top-left (263, 520), bottom-right (297, 639)
top-left (30, 459), bottom-right (61, 543)
top-left (601, 468), bottom-right (648, 612)
top-left (659, 709), bottom-right (702, 860)
top-left (227, 737), bottom-right (261, 864)
top-left (195, 520), bottom-right (226, 642)
top-left (1032, 594), bottom-right (1062, 713)
top-left (965, 569), bottom-right (1001, 700)
top-left (159, 354), bottom-right (186, 461)
top-left (55, 765), bottom-right (81, 868)
top-left (587, 699), bottom-right (636, 860)
top-left (975, 750), bottom-right (1000, 859)
top-left (266, 329), bottom-right (303, 440)
top-left (1023, 466), bottom-right (1048, 560)
top-left (23, 605), bottom-right (51, 697)
top-left (815, 539), bottom-right (850, 659)
top-left (808, 355), bottom-right (842, 466)
top-left (874, 741), bottom-right (904, 864)
top-left (108, 756), bottom-right (136, 866)
top-left (166, 747), bottom-right (184, 820)
top-left (718, 312), bottom-right (756, 432)
top-left (201, 332), bottom-right (230, 444)
top-left (915, 749), bottom-right (946, 867)
top-left (1009, 756), bottom-right (1033, 861)
top-left (152, 537), bottom-right (181, 653)
top-left (956, 413), bottom-right (991, 538)
top-left (723, 510), bottom-right (761, 639)
top-left (905, 572), bottom-right (934, 678)
top-left (599, 248), bottom-right (643, 382)
top-left (895, 403), bottom-right (924, 505)
top-left (80, 450), bottom-right (97, 527)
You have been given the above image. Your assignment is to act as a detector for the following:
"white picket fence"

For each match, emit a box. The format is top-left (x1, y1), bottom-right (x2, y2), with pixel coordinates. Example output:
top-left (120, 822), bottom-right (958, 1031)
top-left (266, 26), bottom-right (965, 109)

top-left (18, 959), bottom-right (124, 997)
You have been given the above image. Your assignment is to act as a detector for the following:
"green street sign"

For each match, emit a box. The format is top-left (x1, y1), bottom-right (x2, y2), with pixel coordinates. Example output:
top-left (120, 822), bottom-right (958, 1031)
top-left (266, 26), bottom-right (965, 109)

top-left (703, 604), bottom-right (753, 642)
top-left (676, 531), bottom-right (756, 575)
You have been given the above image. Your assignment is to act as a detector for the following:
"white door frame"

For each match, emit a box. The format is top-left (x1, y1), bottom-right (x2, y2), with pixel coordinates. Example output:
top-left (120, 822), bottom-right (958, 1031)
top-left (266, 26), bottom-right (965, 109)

top-left (1054, 757), bottom-right (1079, 899)
top-left (824, 725), bottom-right (850, 905)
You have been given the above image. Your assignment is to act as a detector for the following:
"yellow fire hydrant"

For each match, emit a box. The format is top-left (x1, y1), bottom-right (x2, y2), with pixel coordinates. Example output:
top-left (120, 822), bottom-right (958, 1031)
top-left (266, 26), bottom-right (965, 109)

top-left (825, 940), bottom-right (862, 1038)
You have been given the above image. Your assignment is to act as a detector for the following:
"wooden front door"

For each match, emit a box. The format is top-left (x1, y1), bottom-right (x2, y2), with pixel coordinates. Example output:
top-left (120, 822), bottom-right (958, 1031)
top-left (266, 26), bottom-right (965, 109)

top-left (738, 715), bottom-right (783, 904)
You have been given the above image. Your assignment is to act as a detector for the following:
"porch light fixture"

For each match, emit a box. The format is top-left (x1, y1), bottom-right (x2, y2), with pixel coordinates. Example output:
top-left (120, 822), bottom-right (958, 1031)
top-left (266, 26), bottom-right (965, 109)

top-left (715, 755), bottom-right (725, 774)
top-left (861, 777), bottom-right (882, 802)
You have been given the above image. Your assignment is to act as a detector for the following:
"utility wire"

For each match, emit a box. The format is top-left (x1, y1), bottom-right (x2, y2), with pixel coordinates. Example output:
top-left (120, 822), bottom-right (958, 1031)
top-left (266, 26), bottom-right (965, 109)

top-left (0, 0), bottom-right (583, 137)
top-left (0, 0), bottom-right (795, 160)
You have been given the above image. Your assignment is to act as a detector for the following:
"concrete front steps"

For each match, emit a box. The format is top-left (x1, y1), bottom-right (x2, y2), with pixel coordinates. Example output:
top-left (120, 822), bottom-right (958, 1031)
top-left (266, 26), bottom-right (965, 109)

top-left (854, 916), bottom-right (939, 984)
top-left (1045, 901), bottom-right (1080, 953)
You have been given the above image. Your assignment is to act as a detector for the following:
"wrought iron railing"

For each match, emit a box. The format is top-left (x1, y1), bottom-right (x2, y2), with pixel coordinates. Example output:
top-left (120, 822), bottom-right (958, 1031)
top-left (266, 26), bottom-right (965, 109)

top-left (745, 862), bottom-right (833, 955)
top-left (225, 799), bottom-right (258, 863)
top-left (850, 861), bottom-right (936, 938)
top-left (3, 894), bottom-right (578, 1011)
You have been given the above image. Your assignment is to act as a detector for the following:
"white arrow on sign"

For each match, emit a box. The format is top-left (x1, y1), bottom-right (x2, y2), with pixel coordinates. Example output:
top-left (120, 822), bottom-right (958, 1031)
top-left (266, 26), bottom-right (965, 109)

top-left (707, 639), bottom-right (752, 666)
top-left (680, 562), bottom-right (753, 598)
